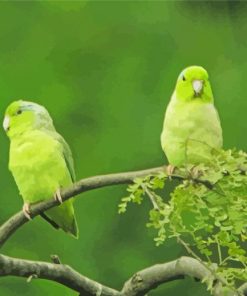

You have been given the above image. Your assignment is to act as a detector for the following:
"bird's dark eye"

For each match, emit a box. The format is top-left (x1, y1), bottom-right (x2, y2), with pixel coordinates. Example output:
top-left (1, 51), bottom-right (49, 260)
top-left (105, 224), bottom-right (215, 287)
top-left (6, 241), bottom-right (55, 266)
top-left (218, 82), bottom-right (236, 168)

top-left (182, 75), bottom-right (186, 81)
top-left (16, 109), bottom-right (22, 115)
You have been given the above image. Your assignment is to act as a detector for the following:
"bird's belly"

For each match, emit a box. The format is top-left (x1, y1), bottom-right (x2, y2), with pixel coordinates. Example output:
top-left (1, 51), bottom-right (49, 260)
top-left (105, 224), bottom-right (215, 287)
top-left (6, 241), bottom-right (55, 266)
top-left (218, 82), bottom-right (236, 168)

top-left (9, 139), bottom-right (71, 203)
top-left (161, 103), bottom-right (222, 166)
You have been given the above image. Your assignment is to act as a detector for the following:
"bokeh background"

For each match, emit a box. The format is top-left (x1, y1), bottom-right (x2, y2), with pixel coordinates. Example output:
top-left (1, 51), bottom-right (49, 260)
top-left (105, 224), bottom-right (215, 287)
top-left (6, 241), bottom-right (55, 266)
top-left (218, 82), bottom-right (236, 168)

top-left (0, 1), bottom-right (247, 295)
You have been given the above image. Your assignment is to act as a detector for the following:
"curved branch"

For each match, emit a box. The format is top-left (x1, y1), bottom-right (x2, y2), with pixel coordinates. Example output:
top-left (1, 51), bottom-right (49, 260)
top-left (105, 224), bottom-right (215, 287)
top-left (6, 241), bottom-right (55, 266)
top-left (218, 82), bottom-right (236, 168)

top-left (238, 283), bottom-right (247, 296)
top-left (0, 165), bottom-right (243, 295)
top-left (121, 256), bottom-right (212, 296)
top-left (0, 166), bottom-right (166, 248)
top-left (0, 253), bottom-right (119, 296)
top-left (0, 254), bottom-right (234, 296)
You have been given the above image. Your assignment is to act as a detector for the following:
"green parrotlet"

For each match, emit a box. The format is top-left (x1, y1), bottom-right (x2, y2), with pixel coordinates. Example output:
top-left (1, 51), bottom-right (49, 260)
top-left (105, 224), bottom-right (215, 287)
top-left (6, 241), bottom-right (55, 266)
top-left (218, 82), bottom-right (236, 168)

top-left (161, 66), bottom-right (223, 167)
top-left (3, 100), bottom-right (78, 238)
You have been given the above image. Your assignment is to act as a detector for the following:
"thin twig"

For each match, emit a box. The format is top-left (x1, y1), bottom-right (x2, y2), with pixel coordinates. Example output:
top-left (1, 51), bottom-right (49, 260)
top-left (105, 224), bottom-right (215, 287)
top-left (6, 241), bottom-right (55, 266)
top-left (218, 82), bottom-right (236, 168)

top-left (50, 255), bottom-right (62, 264)
top-left (141, 184), bottom-right (160, 210)
top-left (176, 235), bottom-right (241, 295)
top-left (215, 236), bottom-right (222, 265)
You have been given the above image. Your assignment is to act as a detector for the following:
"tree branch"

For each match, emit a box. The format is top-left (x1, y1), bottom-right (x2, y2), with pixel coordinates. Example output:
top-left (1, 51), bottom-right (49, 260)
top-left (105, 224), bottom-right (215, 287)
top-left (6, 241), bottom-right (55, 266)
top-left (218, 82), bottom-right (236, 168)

top-left (0, 253), bottom-right (119, 296)
top-left (0, 253), bottom-right (237, 296)
top-left (121, 256), bottom-right (246, 296)
top-left (0, 165), bottom-right (230, 295)
top-left (0, 163), bottom-right (214, 249)
top-left (121, 256), bottom-right (212, 296)
top-left (0, 166), bottom-right (167, 248)
top-left (238, 283), bottom-right (247, 296)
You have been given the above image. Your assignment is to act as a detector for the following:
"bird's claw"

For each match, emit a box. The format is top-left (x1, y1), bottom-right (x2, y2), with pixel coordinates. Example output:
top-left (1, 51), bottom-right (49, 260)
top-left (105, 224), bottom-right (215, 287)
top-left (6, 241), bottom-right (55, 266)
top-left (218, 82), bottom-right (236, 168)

top-left (189, 165), bottom-right (203, 179)
top-left (166, 164), bottom-right (176, 179)
top-left (22, 203), bottom-right (31, 220)
top-left (54, 189), bottom-right (63, 204)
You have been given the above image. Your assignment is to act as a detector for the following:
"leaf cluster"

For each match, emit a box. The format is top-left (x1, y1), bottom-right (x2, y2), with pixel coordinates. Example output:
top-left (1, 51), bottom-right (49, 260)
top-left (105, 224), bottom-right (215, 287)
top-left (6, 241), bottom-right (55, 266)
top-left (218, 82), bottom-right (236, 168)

top-left (119, 149), bottom-right (247, 289)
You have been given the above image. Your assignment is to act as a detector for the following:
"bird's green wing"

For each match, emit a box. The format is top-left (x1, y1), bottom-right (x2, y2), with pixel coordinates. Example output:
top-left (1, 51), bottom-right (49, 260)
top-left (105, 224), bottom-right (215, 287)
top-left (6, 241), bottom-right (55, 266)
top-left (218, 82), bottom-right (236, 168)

top-left (55, 133), bottom-right (76, 182)
top-left (45, 131), bottom-right (78, 238)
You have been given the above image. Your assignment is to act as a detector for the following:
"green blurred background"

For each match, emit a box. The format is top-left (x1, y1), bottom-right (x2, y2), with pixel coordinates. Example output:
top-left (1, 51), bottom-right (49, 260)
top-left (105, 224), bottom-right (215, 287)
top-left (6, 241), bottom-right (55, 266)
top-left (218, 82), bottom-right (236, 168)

top-left (0, 1), bottom-right (246, 295)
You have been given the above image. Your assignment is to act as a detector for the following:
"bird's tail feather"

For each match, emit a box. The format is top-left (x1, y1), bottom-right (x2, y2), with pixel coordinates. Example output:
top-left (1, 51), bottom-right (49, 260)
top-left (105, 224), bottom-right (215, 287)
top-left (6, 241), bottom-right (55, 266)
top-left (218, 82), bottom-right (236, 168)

top-left (40, 212), bottom-right (60, 229)
top-left (44, 200), bottom-right (79, 239)
top-left (68, 216), bottom-right (79, 239)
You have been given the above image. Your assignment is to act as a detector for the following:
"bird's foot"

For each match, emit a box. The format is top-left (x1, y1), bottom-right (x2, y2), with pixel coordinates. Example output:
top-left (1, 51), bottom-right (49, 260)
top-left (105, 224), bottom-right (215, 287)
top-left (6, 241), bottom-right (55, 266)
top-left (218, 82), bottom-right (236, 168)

top-left (22, 203), bottom-right (31, 220)
top-left (166, 164), bottom-right (176, 179)
top-left (189, 165), bottom-right (203, 180)
top-left (54, 188), bottom-right (63, 204)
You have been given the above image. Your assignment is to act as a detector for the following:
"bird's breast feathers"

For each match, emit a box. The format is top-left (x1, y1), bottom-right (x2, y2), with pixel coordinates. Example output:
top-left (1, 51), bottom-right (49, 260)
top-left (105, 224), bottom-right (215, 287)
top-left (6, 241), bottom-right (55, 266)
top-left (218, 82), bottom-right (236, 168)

top-left (161, 94), bottom-right (223, 165)
top-left (163, 95), bottom-right (222, 140)
top-left (9, 131), bottom-right (71, 203)
top-left (9, 131), bottom-right (60, 168)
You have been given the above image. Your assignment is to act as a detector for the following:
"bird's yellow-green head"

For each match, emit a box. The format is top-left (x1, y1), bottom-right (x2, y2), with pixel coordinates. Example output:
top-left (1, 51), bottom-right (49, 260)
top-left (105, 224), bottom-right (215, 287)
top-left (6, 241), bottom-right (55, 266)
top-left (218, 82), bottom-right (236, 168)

top-left (3, 100), bottom-right (55, 139)
top-left (175, 66), bottom-right (214, 103)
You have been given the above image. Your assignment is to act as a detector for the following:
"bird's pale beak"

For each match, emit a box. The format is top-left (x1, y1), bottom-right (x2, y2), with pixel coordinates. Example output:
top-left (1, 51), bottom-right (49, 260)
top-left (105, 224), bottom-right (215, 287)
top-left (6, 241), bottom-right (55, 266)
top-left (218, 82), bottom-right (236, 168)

top-left (192, 80), bottom-right (203, 95)
top-left (3, 115), bottom-right (10, 131)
